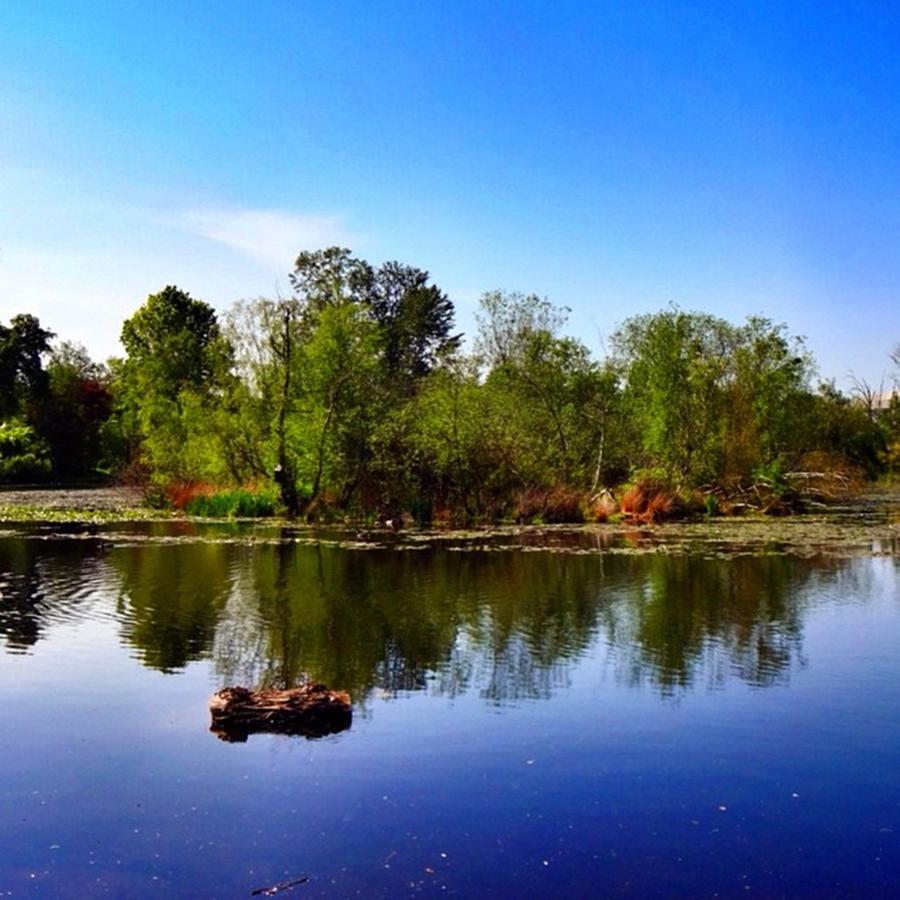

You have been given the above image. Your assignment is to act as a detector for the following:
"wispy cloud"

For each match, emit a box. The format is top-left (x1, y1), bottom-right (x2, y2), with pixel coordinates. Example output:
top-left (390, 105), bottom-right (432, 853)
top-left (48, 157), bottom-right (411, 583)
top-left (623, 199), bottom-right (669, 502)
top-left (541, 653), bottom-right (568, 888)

top-left (177, 208), bottom-right (357, 268)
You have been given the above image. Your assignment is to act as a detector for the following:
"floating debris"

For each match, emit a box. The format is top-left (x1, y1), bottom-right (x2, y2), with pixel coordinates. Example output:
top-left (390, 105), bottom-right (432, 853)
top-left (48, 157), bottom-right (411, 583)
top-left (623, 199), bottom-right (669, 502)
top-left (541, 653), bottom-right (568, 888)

top-left (250, 875), bottom-right (309, 896)
top-left (209, 684), bottom-right (351, 742)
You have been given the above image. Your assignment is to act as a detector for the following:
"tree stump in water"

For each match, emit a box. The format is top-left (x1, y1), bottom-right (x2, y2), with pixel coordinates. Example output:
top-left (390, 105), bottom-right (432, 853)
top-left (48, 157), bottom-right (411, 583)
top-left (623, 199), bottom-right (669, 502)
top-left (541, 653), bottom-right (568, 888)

top-left (209, 683), bottom-right (352, 742)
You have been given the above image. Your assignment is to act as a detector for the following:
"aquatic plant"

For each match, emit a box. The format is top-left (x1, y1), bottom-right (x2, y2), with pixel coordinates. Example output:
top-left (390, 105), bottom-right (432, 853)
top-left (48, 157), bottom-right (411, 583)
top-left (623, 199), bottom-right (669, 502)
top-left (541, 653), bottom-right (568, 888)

top-left (185, 487), bottom-right (280, 518)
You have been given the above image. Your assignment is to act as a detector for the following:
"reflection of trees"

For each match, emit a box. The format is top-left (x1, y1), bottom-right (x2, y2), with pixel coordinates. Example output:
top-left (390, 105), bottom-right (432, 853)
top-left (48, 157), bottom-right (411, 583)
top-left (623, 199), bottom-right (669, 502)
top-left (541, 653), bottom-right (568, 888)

top-left (212, 547), bottom-right (610, 702)
top-left (0, 539), bottom-right (44, 649)
top-left (5, 524), bottom-right (876, 702)
top-left (111, 542), bottom-right (232, 672)
top-left (210, 547), bottom-right (857, 702)
top-left (0, 536), bottom-right (105, 651)
top-left (216, 540), bottom-right (463, 695)
top-left (598, 555), bottom-right (840, 695)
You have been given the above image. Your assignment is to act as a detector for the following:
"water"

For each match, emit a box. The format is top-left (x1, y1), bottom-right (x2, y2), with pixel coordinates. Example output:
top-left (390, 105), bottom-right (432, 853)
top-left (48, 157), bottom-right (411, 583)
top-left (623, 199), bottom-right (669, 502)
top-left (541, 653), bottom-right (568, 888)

top-left (1, 521), bottom-right (899, 897)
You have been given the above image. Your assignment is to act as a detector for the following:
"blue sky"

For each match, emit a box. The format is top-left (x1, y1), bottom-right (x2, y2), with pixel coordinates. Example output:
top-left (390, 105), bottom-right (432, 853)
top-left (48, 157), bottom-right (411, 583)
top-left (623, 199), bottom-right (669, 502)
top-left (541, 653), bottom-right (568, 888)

top-left (1, 1), bottom-right (898, 387)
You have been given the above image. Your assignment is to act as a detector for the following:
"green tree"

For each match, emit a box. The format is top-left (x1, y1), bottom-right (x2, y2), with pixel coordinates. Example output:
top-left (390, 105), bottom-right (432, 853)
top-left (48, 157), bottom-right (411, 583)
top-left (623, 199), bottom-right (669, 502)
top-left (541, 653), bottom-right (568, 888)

top-left (612, 309), bottom-right (731, 482)
top-left (120, 286), bottom-right (232, 483)
top-left (295, 299), bottom-right (381, 504)
top-left (728, 317), bottom-right (813, 473)
top-left (0, 314), bottom-right (54, 417)
top-left (224, 293), bottom-right (381, 515)
top-left (366, 261), bottom-right (460, 383)
top-left (612, 310), bottom-right (815, 484)
top-left (224, 297), bottom-right (304, 513)
top-left (290, 247), bottom-right (460, 383)
top-left (476, 291), bottom-right (614, 488)
top-left (0, 419), bottom-right (50, 482)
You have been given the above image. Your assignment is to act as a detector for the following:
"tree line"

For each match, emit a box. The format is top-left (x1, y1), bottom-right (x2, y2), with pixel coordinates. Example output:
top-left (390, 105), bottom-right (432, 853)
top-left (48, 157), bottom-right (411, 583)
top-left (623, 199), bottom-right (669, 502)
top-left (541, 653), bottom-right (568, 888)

top-left (2, 246), bottom-right (899, 520)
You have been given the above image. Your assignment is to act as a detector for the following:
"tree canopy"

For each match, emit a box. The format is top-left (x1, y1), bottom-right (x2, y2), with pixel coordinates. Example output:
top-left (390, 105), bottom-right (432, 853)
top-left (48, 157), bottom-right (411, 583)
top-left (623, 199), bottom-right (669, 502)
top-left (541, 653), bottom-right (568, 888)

top-left (3, 250), bottom-right (898, 513)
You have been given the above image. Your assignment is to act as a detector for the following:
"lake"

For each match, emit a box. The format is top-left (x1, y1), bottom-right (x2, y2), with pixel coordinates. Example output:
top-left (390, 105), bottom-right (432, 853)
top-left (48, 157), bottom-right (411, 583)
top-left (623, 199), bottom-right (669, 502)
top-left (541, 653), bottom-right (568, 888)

top-left (1, 518), bottom-right (899, 897)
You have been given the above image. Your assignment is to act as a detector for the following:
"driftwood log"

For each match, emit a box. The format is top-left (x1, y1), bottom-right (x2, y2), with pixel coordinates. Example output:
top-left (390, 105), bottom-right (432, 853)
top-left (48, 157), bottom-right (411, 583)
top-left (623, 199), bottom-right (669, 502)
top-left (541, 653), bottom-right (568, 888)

top-left (209, 683), bottom-right (352, 742)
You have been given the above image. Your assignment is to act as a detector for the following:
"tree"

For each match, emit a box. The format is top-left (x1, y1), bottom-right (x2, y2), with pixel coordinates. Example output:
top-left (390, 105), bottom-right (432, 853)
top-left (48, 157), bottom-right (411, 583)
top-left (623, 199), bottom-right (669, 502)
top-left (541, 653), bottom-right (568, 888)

top-left (476, 291), bottom-right (612, 487)
top-left (290, 247), bottom-right (460, 385)
top-left (120, 286), bottom-right (232, 482)
top-left (475, 291), bottom-right (569, 368)
top-left (0, 314), bottom-right (54, 417)
top-left (366, 261), bottom-right (460, 382)
top-left (612, 309), bottom-right (732, 482)
top-left (281, 248), bottom-right (461, 514)
top-left (121, 286), bottom-right (223, 389)
top-left (727, 317), bottom-right (813, 475)
top-left (224, 298), bottom-right (303, 513)
top-left (31, 342), bottom-right (115, 479)
top-left (296, 300), bottom-right (381, 504)
top-left (289, 247), bottom-right (372, 311)
top-left (612, 310), bottom-right (814, 484)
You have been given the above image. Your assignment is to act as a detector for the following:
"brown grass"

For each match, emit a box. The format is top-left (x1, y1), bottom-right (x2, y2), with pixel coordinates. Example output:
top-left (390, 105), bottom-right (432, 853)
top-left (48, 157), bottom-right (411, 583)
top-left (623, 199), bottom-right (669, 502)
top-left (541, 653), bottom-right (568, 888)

top-left (619, 479), bottom-right (677, 523)
top-left (164, 481), bottom-right (216, 510)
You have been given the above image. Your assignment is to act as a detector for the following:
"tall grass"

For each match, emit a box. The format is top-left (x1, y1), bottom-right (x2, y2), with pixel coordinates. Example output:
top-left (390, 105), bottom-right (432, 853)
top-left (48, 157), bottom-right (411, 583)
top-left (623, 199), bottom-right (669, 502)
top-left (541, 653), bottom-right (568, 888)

top-left (619, 478), bottom-right (677, 523)
top-left (185, 487), bottom-right (279, 518)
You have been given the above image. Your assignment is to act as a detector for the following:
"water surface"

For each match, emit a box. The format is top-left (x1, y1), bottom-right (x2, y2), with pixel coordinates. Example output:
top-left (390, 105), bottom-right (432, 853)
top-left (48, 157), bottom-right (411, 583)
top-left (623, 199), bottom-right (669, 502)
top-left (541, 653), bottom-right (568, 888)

top-left (1, 521), bottom-right (899, 897)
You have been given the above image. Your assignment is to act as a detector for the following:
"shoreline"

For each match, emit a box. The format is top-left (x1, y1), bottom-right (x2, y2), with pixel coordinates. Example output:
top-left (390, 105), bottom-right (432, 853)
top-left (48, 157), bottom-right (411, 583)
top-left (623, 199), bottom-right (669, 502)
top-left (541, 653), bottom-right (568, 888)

top-left (1, 487), bottom-right (897, 559)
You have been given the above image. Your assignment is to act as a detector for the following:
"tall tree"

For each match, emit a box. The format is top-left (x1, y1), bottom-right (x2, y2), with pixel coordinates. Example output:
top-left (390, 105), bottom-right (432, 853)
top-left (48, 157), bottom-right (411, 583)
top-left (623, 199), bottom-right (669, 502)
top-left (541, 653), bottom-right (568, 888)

top-left (289, 247), bottom-right (373, 311)
top-left (120, 286), bottom-right (232, 482)
top-left (476, 291), bottom-right (607, 486)
top-left (291, 248), bottom-right (460, 383)
top-left (31, 342), bottom-right (114, 479)
top-left (367, 261), bottom-right (460, 382)
top-left (0, 314), bottom-right (55, 417)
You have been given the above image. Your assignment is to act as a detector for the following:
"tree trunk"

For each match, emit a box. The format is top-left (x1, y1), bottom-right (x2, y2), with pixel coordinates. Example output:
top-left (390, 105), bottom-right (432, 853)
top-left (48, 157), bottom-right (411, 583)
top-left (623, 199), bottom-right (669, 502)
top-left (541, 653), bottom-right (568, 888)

top-left (276, 303), bottom-right (300, 517)
top-left (591, 428), bottom-right (605, 493)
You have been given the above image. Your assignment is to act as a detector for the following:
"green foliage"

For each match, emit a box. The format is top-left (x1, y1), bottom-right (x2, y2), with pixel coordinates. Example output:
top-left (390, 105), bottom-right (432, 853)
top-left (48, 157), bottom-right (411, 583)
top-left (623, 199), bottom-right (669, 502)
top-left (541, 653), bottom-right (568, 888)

top-left (185, 488), bottom-right (279, 518)
top-left (812, 381), bottom-right (888, 479)
top-left (0, 314), bottom-right (54, 417)
top-left (120, 286), bottom-right (223, 387)
top-left (119, 286), bottom-right (233, 484)
top-left (612, 309), bottom-right (812, 485)
top-left (5, 251), bottom-right (895, 511)
top-left (475, 291), bottom-right (624, 491)
top-left (753, 458), bottom-right (789, 497)
top-left (0, 420), bottom-right (51, 482)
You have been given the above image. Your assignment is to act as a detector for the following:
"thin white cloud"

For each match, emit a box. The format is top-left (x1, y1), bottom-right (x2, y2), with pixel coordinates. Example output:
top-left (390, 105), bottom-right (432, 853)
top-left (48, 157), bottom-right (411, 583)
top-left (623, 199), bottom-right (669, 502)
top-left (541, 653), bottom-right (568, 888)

top-left (177, 208), bottom-right (356, 268)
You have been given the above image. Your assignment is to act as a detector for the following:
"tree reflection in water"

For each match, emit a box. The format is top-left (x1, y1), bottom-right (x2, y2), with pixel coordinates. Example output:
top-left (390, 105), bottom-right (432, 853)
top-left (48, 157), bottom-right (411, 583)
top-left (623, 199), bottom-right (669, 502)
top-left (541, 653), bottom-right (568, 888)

top-left (111, 539), bottom-right (233, 672)
top-left (3, 528), bottom-right (881, 700)
top-left (0, 534), bottom-right (106, 652)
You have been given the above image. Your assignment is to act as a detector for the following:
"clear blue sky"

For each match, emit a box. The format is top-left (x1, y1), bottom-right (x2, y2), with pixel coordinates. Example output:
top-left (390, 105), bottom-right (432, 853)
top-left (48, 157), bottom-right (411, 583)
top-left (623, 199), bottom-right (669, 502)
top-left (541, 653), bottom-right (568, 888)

top-left (1, 1), bottom-right (898, 388)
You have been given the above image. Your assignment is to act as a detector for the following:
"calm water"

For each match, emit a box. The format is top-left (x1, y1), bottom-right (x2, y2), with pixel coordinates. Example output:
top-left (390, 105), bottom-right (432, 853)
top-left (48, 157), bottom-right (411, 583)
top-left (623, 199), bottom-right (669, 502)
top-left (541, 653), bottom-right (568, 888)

top-left (1, 521), bottom-right (899, 897)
